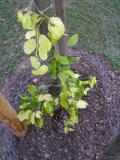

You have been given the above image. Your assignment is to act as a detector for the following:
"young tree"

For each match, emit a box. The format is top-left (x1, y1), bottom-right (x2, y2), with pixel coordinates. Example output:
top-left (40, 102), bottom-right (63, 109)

top-left (17, 0), bottom-right (96, 133)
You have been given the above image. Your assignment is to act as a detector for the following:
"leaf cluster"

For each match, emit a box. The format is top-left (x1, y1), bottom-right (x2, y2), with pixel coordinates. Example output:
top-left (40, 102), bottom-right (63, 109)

top-left (17, 9), bottom-right (97, 133)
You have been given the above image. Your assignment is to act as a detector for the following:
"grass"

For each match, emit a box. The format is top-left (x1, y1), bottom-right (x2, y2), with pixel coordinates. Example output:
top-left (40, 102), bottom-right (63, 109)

top-left (0, 0), bottom-right (120, 85)
top-left (66, 0), bottom-right (120, 68)
top-left (0, 0), bottom-right (26, 84)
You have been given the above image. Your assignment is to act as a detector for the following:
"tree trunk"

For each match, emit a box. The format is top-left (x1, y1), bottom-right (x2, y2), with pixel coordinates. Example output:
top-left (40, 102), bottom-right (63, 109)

top-left (34, 0), bottom-right (66, 96)
top-left (0, 92), bottom-right (28, 138)
top-left (55, 0), bottom-right (67, 55)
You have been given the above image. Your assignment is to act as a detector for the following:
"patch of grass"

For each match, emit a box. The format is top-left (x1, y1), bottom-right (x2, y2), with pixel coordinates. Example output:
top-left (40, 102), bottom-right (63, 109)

top-left (104, 50), bottom-right (120, 69)
top-left (66, 0), bottom-right (120, 69)
top-left (0, 0), bottom-right (26, 84)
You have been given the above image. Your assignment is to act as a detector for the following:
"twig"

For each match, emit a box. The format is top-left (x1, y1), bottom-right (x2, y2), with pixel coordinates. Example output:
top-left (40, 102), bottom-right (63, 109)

top-left (25, 0), bottom-right (34, 11)
top-left (41, 4), bottom-right (53, 13)
top-left (33, 0), bottom-right (49, 20)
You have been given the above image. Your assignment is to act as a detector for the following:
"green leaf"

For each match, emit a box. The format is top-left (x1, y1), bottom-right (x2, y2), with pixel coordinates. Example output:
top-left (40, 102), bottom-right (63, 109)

top-left (39, 35), bottom-right (52, 60)
top-left (64, 127), bottom-right (74, 133)
top-left (19, 102), bottom-right (30, 109)
top-left (30, 56), bottom-right (40, 69)
top-left (18, 110), bottom-right (32, 121)
top-left (24, 39), bottom-right (36, 55)
top-left (89, 77), bottom-right (97, 88)
top-left (51, 60), bottom-right (57, 79)
top-left (32, 65), bottom-right (48, 76)
top-left (25, 30), bottom-right (35, 39)
top-left (27, 85), bottom-right (37, 94)
top-left (60, 94), bottom-right (68, 109)
top-left (44, 101), bottom-right (54, 116)
top-left (76, 100), bottom-right (88, 109)
top-left (65, 70), bottom-right (80, 78)
top-left (48, 17), bottom-right (65, 40)
top-left (19, 95), bottom-right (29, 104)
top-left (31, 95), bottom-right (39, 107)
top-left (30, 112), bottom-right (36, 124)
top-left (54, 51), bottom-right (69, 65)
top-left (36, 116), bottom-right (44, 128)
top-left (67, 34), bottom-right (79, 47)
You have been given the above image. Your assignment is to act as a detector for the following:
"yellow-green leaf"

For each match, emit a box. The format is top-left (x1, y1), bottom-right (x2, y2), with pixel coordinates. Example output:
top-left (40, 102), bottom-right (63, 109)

top-left (24, 39), bottom-right (36, 55)
top-left (48, 17), bottom-right (65, 40)
top-left (32, 65), bottom-right (48, 76)
top-left (27, 85), bottom-right (37, 94)
top-left (76, 100), bottom-right (88, 109)
top-left (30, 112), bottom-right (36, 124)
top-left (44, 94), bottom-right (53, 101)
top-left (18, 11), bottom-right (42, 29)
top-left (30, 56), bottom-right (40, 69)
top-left (18, 110), bottom-right (32, 121)
top-left (89, 77), bottom-right (97, 88)
top-left (36, 111), bottom-right (41, 118)
top-left (55, 98), bottom-right (59, 105)
top-left (18, 11), bottom-right (25, 23)
top-left (25, 30), bottom-right (35, 39)
top-left (67, 34), bottom-right (79, 47)
top-left (38, 94), bottom-right (53, 102)
top-left (38, 94), bottom-right (45, 102)
top-left (39, 35), bottom-right (52, 60)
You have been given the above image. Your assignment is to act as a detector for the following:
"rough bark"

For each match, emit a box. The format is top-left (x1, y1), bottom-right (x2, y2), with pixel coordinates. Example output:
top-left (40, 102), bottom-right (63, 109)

top-left (0, 92), bottom-right (28, 138)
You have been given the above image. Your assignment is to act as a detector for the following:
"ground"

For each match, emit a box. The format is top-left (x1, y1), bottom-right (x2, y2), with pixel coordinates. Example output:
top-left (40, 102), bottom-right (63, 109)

top-left (0, 0), bottom-right (120, 160)
top-left (0, 50), bottom-right (120, 160)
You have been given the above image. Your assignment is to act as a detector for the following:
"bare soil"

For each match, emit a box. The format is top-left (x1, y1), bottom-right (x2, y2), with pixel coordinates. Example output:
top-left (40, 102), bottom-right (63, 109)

top-left (1, 50), bottom-right (120, 160)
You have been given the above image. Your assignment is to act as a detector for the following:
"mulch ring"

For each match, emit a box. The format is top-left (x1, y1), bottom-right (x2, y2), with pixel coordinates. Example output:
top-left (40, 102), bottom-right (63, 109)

top-left (1, 50), bottom-right (120, 160)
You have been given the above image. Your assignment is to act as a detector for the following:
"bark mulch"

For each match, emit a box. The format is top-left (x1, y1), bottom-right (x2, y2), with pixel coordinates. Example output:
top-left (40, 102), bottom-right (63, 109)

top-left (1, 50), bottom-right (120, 160)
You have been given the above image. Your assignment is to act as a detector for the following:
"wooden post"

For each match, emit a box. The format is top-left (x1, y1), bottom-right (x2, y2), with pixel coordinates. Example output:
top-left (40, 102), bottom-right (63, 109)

top-left (55, 0), bottom-right (67, 55)
top-left (0, 92), bottom-right (28, 138)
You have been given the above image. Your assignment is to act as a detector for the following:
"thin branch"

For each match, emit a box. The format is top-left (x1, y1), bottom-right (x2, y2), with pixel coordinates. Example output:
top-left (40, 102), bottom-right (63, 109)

top-left (46, 57), bottom-right (54, 62)
top-left (41, 4), bottom-right (53, 13)
top-left (33, 0), bottom-right (49, 20)
top-left (25, 0), bottom-right (34, 11)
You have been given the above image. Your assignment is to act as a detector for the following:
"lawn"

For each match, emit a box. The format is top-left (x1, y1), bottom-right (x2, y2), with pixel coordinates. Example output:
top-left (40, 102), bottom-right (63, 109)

top-left (0, 0), bottom-right (27, 84)
top-left (66, 0), bottom-right (120, 68)
top-left (0, 0), bottom-right (120, 85)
